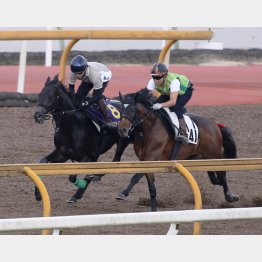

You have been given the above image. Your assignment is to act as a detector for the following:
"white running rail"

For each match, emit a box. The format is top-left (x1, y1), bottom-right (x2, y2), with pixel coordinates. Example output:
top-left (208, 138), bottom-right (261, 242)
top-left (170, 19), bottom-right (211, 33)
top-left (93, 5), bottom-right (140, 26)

top-left (0, 207), bottom-right (262, 235)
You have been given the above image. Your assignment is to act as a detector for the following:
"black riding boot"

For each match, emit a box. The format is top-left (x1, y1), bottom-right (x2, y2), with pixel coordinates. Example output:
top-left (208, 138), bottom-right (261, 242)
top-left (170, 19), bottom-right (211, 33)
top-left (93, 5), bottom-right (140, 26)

top-left (97, 126), bottom-right (114, 155)
top-left (98, 99), bottom-right (115, 127)
top-left (176, 118), bottom-right (189, 144)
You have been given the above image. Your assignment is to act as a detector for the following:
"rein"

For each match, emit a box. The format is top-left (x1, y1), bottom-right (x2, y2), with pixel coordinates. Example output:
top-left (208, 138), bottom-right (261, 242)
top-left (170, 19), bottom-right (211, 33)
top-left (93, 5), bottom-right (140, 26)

top-left (122, 103), bottom-right (154, 134)
top-left (156, 109), bottom-right (180, 133)
top-left (51, 108), bottom-right (83, 132)
top-left (82, 106), bottom-right (109, 126)
top-left (49, 87), bottom-right (82, 132)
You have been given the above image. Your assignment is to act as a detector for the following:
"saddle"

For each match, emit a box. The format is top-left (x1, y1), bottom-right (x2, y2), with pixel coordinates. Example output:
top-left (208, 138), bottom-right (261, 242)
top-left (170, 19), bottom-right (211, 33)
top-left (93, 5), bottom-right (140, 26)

top-left (82, 99), bottom-right (122, 130)
top-left (161, 108), bottom-right (199, 145)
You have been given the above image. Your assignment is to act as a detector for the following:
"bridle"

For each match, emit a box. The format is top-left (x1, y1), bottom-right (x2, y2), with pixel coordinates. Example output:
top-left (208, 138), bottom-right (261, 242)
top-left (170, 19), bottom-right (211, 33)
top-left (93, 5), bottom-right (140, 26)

top-left (36, 83), bottom-right (82, 132)
top-left (120, 102), bottom-right (153, 137)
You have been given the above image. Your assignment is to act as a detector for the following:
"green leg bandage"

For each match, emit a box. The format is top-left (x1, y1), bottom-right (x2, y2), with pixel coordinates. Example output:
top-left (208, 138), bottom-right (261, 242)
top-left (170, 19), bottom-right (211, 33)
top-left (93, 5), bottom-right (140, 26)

top-left (74, 178), bottom-right (88, 189)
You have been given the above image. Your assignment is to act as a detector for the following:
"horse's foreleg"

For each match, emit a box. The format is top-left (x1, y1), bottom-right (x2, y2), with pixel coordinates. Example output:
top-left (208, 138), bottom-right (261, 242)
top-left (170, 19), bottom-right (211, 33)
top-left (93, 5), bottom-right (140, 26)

top-left (67, 175), bottom-right (94, 203)
top-left (35, 150), bottom-right (68, 202)
top-left (34, 156), bottom-right (49, 201)
top-left (215, 171), bottom-right (239, 203)
top-left (68, 176), bottom-right (91, 203)
top-left (145, 173), bottom-right (157, 212)
top-left (67, 156), bottom-right (98, 204)
top-left (115, 173), bottom-right (144, 200)
top-left (112, 137), bottom-right (131, 162)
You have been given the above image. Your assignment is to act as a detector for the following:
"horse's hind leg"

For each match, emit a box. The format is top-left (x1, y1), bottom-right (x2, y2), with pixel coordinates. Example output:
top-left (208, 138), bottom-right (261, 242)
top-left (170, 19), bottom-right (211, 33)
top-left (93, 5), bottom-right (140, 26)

top-left (214, 171), bottom-right (239, 203)
top-left (145, 173), bottom-right (157, 212)
top-left (86, 138), bottom-right (131, 185)
top-left (115, 173), bottom-right (144, 200)
top-left (207, 171), bottom-right (221, 185)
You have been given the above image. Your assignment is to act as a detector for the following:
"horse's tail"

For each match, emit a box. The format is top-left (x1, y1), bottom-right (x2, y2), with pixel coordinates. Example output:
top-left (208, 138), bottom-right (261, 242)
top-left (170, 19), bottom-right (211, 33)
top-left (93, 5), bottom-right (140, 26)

top-left (218, 125), bottom-right (237, 159)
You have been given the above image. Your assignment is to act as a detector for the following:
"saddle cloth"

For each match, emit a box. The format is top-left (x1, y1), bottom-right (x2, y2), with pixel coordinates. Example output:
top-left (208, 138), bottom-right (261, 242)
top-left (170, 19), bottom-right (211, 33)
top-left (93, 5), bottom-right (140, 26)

top-left (87, 100), bottom-right (121, 133)
top-left (163, 108), bottom-right (199, 144)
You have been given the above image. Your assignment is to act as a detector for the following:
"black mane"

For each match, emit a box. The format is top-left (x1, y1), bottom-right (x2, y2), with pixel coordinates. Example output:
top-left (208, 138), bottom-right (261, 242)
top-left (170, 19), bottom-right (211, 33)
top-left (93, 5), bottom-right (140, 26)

top-left (133, 88), bottom-right (174, 137)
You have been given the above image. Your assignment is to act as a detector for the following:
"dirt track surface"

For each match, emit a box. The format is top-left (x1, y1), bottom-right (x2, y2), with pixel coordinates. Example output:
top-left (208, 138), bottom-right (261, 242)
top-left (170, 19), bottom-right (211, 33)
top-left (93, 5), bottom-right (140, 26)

top-left (0, 50), bottom-right (262, 235)
top-left (0, 104), bottom-right (261, 235)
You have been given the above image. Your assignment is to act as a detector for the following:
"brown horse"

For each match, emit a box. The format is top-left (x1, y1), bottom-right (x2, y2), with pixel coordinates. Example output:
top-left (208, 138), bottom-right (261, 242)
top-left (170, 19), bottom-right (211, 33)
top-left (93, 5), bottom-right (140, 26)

top-left (118, 88), bottom-right (239, 211)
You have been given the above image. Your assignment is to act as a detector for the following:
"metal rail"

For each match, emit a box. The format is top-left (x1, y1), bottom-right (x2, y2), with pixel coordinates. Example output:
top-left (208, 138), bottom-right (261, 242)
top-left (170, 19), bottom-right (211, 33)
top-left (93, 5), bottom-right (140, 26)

top-left (0, 29), bottom-right (214, 84)
top-left (0, 30), bottom-right (213, 40)
top-left (1, 158), bottom-right (261, 235)
top-left (1, 158), bottom-right (262, 176)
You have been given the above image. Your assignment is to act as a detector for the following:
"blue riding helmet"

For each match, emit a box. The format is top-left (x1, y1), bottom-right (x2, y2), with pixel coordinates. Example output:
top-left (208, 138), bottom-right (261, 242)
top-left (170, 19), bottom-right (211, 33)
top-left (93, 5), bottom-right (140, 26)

top-left (70, 55), bottom-right (88, 73)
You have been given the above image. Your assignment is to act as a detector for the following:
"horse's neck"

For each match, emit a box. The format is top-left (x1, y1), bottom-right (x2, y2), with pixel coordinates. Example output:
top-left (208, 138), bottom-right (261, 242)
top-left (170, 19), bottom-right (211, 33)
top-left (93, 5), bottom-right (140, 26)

top-left (57, 90), bottom-right (76, 112)
top-left (137, 104), bottom-right (161, 135)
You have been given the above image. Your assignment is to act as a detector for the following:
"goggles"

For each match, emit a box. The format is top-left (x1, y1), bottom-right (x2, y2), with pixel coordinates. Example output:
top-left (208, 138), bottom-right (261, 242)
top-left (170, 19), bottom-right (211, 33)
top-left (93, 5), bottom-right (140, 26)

top-left (151, 74), bottom-right (165, 80)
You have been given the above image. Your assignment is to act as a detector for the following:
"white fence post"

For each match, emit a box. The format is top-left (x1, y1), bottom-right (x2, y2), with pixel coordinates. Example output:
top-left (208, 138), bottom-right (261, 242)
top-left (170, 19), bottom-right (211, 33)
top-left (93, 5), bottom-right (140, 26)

top-left (17, 40), bottom-right (27, 93)
top-left (45, 27), bottom-right (53, 67)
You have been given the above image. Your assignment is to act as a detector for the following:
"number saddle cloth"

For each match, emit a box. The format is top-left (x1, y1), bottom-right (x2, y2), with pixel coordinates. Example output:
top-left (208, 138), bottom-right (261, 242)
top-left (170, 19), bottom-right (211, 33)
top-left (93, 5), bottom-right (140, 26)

top-left (83, 99), bottom-right (122, 132)
top-left (162, 107), bottom-right (199, 145)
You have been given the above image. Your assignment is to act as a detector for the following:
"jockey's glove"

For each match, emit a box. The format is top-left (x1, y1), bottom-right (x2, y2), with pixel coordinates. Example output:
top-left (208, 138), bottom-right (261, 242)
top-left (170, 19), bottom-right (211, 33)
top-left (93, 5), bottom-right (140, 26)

top-left (152, 103), bottom-right (162, 110)
top-left (81, 100), bottom-right (89, 107)
top-left (81, 96), bottom-right (94, 107)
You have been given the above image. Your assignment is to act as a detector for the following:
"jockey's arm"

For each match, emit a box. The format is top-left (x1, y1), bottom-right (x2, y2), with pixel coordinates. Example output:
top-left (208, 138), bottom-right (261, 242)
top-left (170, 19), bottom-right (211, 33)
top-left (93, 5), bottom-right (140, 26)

top-left (68, 72), bottom-right (77, 93)
top-left (157, 79), bottom-right (180, 108)
top-left (68, 84), bottom-right (75, 94)
top-left (90, 86), bottom-right (104, 103)
top-left (160, 91), bottom-right (178, 108)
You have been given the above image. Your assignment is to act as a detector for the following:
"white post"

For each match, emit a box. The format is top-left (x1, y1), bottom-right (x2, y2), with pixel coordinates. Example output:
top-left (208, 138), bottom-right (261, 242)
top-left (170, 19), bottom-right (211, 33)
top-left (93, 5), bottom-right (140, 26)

top-left (162, 27), bottom-right (171, 66)
top-left (57, 27), bottom-right (65, 51)
top-left (45, 27), bottom-right (53, 67)
top-left (17, 40), bottom-right (27, 93)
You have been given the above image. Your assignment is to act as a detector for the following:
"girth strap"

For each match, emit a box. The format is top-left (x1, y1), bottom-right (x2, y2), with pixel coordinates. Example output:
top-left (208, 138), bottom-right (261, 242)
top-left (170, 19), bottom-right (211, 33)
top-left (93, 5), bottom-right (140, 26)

top-left (169, 141), bottom-right (182, 160)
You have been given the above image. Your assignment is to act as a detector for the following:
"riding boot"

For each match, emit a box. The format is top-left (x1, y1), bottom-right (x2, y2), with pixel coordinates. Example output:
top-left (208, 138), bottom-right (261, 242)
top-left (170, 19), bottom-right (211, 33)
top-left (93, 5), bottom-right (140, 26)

top-left (176, 118), bottom-right (189, 144)
top-left (97, 125), bottom-right (114, 155)
top-left (98, 99), bottom-right (116, 127)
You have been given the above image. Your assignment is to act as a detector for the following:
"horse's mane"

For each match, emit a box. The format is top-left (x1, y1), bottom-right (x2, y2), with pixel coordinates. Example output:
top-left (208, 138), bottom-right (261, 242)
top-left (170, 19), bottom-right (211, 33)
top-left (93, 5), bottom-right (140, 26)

top-left (134, 88), bottom-right (155, 106)
top-left (49, 74), bottom-right (81, 108)
top-left (134, 88), bottom-right (174, 138)
top-left (49, 75), bottom-right (68, 93)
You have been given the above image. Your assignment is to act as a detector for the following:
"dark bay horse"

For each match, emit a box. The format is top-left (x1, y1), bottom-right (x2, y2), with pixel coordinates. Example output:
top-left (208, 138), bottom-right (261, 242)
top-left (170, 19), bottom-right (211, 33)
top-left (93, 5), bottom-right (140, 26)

top-left (117, 88), bottom-right (239, 211)
top-left (33, 75), bottom-right (132, 203)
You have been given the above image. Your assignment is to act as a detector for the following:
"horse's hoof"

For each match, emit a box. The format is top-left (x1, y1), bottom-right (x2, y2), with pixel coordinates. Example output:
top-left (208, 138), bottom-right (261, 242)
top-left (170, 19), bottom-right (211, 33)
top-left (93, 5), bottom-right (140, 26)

top-left (67, 197), bottom-right (77, 204)
top-left (225, 193), bottom-right (240, 203)
top-left (35, 195), bottom-right (42, 202)
top-left (34, 187), bottom-right (42, 201)
top-left (115, 193), bottom-right (127, 200)
top-left (92, 175), bottom-right (101, 183)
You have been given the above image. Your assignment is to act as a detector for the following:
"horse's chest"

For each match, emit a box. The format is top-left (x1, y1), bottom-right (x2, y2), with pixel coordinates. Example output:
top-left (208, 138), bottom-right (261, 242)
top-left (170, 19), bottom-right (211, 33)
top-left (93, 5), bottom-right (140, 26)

top-left (54, 134), bottom-right (76, 156)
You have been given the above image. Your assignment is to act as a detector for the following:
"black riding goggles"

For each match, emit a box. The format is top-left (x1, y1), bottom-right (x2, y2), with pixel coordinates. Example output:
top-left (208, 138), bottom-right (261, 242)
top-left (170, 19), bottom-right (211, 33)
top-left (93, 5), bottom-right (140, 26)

top-left (151, 74), bottom-right (166, 80)
top-left (76, 71), bottom-right (84, 75)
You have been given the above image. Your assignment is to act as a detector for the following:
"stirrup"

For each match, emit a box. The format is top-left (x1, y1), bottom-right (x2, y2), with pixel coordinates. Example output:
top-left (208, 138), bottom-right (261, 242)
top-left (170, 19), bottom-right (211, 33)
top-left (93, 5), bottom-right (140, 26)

top-left (106, 121), bottom-right (117, 128)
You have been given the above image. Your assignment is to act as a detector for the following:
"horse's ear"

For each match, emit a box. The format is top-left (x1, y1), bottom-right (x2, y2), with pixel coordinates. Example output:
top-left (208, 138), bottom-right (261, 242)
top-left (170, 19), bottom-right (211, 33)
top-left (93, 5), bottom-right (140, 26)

top-left (119, 92), bottom-right (125, 104)
top-left (45, 76), bottom-right (51, 84)
top-left (54, 74), bottom-right (59, 82)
